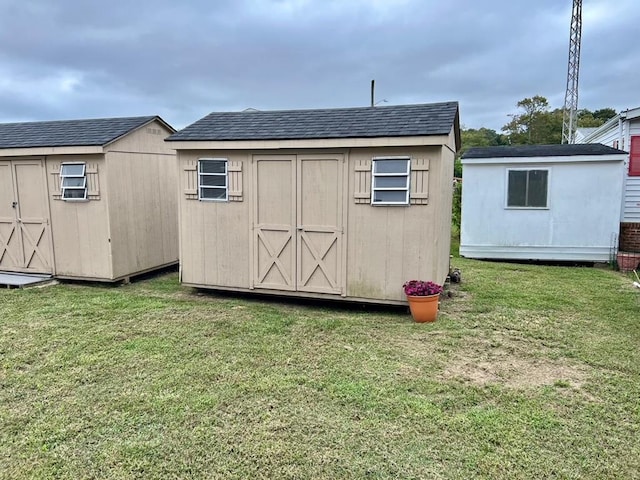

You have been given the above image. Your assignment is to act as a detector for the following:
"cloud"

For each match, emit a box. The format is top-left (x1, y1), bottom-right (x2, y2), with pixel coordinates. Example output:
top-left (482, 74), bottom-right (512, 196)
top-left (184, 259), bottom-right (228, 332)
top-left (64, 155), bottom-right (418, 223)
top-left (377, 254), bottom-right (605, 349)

top-left (0, 0), bottom-right (638, 130)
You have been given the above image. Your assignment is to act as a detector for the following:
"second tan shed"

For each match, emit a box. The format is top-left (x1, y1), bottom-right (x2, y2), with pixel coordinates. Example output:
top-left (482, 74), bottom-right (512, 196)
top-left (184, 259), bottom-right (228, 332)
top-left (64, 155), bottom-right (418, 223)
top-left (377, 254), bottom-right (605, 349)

top-left (0, 116), bottom-right (178, 281)
top-left (167, 102), bottom-right (460, 305)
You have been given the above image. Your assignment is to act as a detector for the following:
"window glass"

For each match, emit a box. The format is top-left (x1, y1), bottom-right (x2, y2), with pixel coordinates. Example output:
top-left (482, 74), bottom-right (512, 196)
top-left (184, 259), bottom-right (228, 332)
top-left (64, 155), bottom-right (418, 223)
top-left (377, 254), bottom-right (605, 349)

top-left (200, 188), bottom-right (226, 200)
top-left (373, 190), bottom-right (408, 203)
top-left (60, 164), bottom-right (85, 176)
top-left (527, 170), bottom-right (548, 207)
top-left (62, 177), bottom-right (86, 188)
top-left (200, 175), bottom-right (226, 187)
top-left (507, 170), bottom-right (527, 207)
top-left (507, 169), bottom-right (548, 208)
top-left (200, 161), bottom-right (226, 174)
top-left (198, 159), bottom-right (228, 201)
top-left (371, 157), bottom-right (411, 205)
top-left (60, 162), bottom-right (88, 200)
top-left (373, 159), bottom-right (409, 174)
top-left (373, 176), bottom-right (409, 188)
top-left (62, 189), bottom-right (87, 200)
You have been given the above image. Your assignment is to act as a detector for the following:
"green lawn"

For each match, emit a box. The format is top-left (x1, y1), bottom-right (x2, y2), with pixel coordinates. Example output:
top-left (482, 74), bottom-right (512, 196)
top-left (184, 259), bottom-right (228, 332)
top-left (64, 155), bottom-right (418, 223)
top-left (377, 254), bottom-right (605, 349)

top-left (1, 260), bottom-right (639, 479)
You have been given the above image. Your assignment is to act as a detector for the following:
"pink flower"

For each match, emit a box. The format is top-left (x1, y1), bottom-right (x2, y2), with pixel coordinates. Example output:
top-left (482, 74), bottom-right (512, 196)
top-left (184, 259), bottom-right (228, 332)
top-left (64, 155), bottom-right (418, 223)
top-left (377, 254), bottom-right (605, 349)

top-left (403, 280), bottom-right (443, 296)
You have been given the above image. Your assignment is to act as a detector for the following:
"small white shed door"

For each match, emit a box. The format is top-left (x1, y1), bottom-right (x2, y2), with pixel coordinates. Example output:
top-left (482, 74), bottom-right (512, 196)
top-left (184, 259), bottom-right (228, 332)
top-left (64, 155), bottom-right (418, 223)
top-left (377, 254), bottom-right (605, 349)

top-left (253, 154), bottom-right (345, 294)
top-left (0, 159), bottom-right (53, 274)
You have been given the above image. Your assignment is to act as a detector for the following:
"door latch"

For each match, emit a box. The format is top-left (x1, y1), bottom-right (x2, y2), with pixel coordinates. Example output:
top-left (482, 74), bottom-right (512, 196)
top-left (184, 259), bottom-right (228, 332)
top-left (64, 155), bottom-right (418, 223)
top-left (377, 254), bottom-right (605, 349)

top-left (11, 201), bottom-right (17, 209)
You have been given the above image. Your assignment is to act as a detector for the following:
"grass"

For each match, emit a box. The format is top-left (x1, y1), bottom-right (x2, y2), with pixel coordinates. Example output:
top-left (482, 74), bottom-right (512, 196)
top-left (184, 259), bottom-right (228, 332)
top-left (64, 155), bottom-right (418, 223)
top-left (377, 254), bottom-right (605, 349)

top-left (1, 261), bottom-right (639, 479)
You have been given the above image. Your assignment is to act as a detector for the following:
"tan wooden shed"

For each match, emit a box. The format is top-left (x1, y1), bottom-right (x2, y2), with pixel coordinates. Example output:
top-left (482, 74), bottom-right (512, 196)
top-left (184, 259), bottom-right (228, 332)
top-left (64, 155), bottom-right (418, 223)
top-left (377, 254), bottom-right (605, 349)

top-left (167, 102), bottom-right (460, 305)
top-left (0, 116), bottom-right (178, 281)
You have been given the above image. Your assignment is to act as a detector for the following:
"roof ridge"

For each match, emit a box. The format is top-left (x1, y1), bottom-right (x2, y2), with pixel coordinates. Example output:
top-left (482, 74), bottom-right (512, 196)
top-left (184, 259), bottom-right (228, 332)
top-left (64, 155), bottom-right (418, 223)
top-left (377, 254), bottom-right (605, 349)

top-left (0, 115), bottom-right (156, 127)
top-left (203, 101), bottom-right (459, 116)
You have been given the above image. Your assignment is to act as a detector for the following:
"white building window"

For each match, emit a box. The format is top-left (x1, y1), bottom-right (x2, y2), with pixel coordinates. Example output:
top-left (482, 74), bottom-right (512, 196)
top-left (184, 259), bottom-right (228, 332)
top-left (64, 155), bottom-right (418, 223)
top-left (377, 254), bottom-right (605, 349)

top-left (198, 158), bottom-right (228, 201)
top-left (371, 157), bottom-right (410, 205)
top-left (60, 163), bottom-right (87, 200)
top-left (507, 169), bottom-right (548, 208)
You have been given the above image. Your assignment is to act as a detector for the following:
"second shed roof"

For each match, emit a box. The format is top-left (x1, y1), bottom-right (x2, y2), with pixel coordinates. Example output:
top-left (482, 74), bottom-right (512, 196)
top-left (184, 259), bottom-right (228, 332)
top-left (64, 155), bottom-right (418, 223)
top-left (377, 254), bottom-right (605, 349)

top-left (167, 102), bottom-right (460, 148)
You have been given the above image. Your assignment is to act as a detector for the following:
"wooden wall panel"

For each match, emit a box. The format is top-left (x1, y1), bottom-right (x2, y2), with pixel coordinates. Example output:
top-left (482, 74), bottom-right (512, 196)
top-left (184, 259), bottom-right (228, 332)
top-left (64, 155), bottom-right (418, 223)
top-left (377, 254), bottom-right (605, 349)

top-left (178, 151), bottom-right (251, 287)
top-left (46, 154), bottom-right (112, 279)
top-left (105, 150), bottom-right (178, 279)
top-left (346, 146), bottom-right (445, 302)
top-left (105, 120), bottom-right (174, 154)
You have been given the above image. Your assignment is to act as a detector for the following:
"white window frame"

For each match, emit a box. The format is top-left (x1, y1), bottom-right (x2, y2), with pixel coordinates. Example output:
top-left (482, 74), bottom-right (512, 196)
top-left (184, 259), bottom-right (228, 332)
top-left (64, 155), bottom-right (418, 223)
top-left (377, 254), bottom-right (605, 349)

top-left (505, 167), bottom-right (550, 209)
top-left (60, 162), bottom-right (88, 201)
top-left (198, 158), bottom-right (228, 202)
top-left (371, 156), bottom-right (411, 206)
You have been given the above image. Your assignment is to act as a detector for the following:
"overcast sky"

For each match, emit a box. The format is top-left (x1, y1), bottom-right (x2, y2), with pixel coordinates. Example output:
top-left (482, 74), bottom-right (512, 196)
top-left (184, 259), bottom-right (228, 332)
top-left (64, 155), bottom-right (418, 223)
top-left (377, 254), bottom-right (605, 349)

top-left (0, 0), bottom-right (638, 131)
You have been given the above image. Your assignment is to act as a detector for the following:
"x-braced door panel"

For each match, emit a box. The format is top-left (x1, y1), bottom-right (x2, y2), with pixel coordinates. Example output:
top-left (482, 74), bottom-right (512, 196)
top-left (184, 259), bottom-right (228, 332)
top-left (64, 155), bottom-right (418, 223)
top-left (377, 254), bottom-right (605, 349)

top-left (296, 155), bottom-right (344, 294)
top-left (0, 160), bottom-right (53, 273)
top-left (253, 156), bottom-right (296, 290)
top-left (0, 162), bottom-right (21, 270)
top-left (252, 154), bottom-right (345, 294)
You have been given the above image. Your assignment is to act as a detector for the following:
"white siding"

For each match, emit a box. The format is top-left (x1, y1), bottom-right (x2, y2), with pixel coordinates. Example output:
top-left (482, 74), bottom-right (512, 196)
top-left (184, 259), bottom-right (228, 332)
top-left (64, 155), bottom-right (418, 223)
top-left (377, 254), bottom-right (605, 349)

top-left (461, 158), bottom-right (624, 261)
top-left (581, 116), bottom-right (640, 222)
top-left (626, 120), bottom-right (640, 222)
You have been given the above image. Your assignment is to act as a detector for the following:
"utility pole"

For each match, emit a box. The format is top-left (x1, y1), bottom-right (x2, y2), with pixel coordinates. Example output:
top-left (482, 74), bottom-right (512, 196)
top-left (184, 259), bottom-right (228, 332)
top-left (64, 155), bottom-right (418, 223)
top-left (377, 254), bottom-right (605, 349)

top-left (561, 0), bottom-right (582, 144)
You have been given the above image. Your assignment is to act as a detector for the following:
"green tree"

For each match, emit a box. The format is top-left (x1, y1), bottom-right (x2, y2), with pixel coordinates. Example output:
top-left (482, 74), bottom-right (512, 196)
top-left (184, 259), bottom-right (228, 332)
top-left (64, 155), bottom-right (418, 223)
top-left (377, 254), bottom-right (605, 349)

top-left (455, 127), bottom-right (507, 176)
top-left (502, 95), bottom-right (554, 144)
top-left (577, 108), bottom-right (617, 127)
top-left (502, 96), bottom-right (616, 145)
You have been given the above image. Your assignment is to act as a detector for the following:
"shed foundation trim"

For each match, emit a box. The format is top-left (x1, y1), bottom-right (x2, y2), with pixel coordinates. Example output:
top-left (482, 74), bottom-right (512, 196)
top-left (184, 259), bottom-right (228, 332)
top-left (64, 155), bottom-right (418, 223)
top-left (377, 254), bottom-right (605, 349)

top-left (183, 282), bottom-right (409, 306)
top-left (460, 245), bottom-right (613, 262)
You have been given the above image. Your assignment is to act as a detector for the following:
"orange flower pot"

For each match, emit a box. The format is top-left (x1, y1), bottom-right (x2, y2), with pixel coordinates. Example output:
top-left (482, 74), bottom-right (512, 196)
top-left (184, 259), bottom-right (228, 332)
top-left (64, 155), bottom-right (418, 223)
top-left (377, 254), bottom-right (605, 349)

top-left (406, 294), bottom-right (440, 323)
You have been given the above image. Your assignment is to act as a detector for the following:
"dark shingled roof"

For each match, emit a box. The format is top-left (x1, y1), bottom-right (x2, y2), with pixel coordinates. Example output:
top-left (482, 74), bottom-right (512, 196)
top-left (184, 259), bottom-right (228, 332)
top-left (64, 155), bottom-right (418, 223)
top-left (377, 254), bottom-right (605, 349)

top-left (0, 116), bottom-right (169, 149)
top-left (463, 143), bottom-right (628, 159)
top-left (167, 102), bottom-right (459, 141)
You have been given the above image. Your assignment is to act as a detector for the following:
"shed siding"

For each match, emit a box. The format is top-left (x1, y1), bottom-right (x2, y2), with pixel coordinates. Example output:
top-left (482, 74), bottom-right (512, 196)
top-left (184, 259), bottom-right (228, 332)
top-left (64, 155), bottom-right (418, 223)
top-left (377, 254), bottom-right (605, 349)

top-left (348, 142), bottom-right (452, 300)
top-left (178, 141), bottom-right (452, 303)
top-left (105, 122), bottom-right (178, 279)
top-left (46, 155), bottom-right (113, 278)
top-left (460, 159), bottom-right (623, 261)
top-left (582, 118), bottom-right (640, 222)
top-left (625, 121), bottom-right (640, 222)
top-left (346, 146), bottom-right (445, 301)
top-left (587, 126), bottom-right (620, 148)
top-left (105, 120), bottom-right (173, 154)
top-left (179, 151), bottom-right (252, 288)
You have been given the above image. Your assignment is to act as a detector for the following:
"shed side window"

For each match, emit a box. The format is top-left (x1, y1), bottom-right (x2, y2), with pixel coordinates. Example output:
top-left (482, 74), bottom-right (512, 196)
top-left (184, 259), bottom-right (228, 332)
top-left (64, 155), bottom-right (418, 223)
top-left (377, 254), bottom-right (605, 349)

top-left (371, 157), bottom-right (410, 205)
top-left (507, 169), bottom-right (548, 208)
top-left (60, 163), bottom-right (87, 200)
top-left (630, 136), bottom-right (640, 176)
top-left (198, 158), bottom-right (228, 201)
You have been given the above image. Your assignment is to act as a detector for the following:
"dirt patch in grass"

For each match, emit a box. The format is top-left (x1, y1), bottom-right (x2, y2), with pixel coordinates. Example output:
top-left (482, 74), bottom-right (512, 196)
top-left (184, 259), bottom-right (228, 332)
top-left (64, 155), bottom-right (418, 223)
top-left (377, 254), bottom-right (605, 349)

top-left (442, 355), bottom-right (587, 389)
top-left (440, 331), bottom-right (588, 389)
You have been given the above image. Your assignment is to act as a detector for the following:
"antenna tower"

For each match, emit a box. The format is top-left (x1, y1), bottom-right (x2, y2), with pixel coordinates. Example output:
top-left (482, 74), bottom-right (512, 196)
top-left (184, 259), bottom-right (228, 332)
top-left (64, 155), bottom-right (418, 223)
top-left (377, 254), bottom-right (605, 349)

top-left (561, 0), bottom-right (582, 144)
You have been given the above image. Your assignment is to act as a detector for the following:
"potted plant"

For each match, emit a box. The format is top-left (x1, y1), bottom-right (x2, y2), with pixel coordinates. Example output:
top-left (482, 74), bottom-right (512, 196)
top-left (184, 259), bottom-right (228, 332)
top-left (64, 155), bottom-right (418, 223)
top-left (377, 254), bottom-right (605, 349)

top-left (402, 280), bottom-right (443, 323)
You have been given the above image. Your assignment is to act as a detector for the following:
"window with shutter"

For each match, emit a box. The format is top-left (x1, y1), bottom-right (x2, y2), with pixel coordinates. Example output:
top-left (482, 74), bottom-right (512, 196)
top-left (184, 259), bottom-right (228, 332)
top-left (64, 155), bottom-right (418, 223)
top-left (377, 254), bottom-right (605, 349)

top-left (60, 163), bottom-right (88, 200)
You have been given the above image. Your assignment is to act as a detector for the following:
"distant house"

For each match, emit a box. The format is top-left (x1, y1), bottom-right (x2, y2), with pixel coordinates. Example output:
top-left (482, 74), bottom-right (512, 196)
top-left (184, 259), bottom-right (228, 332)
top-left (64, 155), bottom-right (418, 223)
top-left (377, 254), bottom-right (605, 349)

top-left (0, 116), bottom-right (178, 281)
top-left (579, 107), bottom-right (640, 255)
top-left (166, 102), bottom-right (461, 305)
top-left (574, 127), bottom-right (599, 143)
top-left (460, 144), bottom-right (627, 261)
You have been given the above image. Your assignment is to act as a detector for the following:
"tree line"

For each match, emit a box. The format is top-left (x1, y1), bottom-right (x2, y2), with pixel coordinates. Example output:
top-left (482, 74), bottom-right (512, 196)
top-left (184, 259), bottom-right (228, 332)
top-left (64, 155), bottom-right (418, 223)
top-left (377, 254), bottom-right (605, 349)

top-left (455, 95), bottom-right (617, 176)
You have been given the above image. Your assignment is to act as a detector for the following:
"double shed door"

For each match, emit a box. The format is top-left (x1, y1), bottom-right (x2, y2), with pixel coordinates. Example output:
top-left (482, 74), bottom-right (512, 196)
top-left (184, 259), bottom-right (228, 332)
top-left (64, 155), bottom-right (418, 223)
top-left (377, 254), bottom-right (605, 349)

top-left (253, 154), bottom-right (346, 295)
top-left (0, 159), bottom-right (53, 273)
